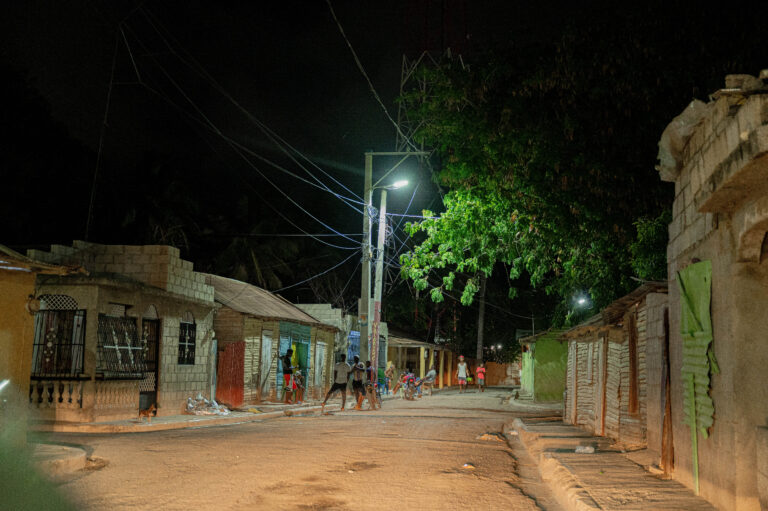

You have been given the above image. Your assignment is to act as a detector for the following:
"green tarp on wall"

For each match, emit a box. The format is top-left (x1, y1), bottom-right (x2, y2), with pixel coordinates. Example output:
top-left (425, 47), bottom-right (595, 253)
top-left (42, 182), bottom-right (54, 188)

top-left (677, 260), bottom-right (718, 438)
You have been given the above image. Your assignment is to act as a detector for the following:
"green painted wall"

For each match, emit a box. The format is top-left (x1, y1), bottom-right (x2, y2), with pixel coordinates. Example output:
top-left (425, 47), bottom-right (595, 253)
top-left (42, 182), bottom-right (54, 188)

top-left (521, 349), bottom-right (534, 396)
top-left (532, 339), bottom-right (568, 402)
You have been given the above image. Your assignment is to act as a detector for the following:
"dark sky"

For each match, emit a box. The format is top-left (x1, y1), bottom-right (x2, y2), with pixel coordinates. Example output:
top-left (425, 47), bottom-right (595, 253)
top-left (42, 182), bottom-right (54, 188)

top-left (1, 1), bottom-right (580, 230)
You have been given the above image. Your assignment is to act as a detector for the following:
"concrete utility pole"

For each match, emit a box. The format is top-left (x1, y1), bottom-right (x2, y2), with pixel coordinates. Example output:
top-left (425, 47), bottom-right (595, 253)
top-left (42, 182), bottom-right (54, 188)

top-left (359, 151), bottom-right (425, 368)
top-left (371, 188), bottom-right (388, 372)
top-left (359, 153), bottom-right (373, 364)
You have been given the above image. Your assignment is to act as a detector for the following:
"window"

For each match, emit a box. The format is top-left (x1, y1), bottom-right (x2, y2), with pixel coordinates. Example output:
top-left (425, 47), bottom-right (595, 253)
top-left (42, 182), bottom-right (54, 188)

top-left (31, 309), bottom-right (86, 379)
top-left (178, 321), bottom-right (197, 365)
top-left (97, 315), bottom-right (146, 379)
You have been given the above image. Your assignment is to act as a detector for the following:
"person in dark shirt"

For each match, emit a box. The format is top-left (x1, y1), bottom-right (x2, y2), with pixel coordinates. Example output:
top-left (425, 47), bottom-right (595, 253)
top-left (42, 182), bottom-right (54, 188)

top-left (282, 349), bottom-right (295, 404)
top-left (351, 355), bottom-right (366, 410)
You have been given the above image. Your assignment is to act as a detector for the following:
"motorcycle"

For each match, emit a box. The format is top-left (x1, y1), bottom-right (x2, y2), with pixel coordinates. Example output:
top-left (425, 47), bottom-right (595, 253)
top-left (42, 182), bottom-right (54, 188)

top-left (403, 375), bottom-right (418, 400)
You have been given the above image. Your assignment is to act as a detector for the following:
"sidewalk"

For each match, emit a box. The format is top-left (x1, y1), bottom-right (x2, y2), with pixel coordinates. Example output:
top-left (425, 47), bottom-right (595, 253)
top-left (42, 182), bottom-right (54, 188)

top-left (28, 389), bottom-right (408, 434)
top-left (30, 402), bottom-right (341, 434)
top-left (510, 416), bottom-right (716, 511)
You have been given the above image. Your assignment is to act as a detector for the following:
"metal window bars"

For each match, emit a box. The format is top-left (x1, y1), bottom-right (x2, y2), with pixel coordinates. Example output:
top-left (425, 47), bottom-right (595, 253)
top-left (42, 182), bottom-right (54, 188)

top-left (31, 310), bottom-right (87, 379)
top-left (177, 322), bottom-right (196, 365)
top-left (96, 315), bottom-right (146, 379)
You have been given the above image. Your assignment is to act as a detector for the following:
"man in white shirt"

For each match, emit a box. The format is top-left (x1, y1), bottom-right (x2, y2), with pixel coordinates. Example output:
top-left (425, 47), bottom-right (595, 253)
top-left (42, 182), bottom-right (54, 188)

top-left (322, 354), bottom-right (352, 412)
top-left (456, 355), bottom-right (470, 394)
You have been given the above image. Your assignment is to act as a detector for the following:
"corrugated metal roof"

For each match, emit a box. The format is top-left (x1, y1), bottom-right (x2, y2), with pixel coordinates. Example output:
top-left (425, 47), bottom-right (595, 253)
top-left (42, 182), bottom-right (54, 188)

top-left (518, 328), bottom-right (569, 345)
top-left (388, 335), bottom-right (447, 350)
top-left (203, 273), bottom-right (333, 329)
top-left (601, 281), bottom-right (668, 324)
top-left (0, 244), bottom-right (85, 275)
top-left (561, 282), bottom-right (669, 339)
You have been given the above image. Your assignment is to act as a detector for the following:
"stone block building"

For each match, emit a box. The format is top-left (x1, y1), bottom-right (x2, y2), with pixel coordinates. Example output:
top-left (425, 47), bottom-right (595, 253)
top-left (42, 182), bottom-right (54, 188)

top-left (25, 242), bottom-right (216, 422)
top-left (517, 329), bottom-right (568, 402)
top-left (658, 72), bottom-right (768, 510)
top-left (562, 284), bottom-right (668, 451)
top-left (207, 275), bottom-right (337, 405)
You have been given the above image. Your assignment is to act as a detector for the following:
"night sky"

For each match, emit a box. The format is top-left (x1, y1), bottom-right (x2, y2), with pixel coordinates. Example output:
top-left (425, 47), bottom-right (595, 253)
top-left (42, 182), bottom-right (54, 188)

top-left (3, 1), bottom-right (767, 334)
top-left (0, 1), bottom-right (562, 297)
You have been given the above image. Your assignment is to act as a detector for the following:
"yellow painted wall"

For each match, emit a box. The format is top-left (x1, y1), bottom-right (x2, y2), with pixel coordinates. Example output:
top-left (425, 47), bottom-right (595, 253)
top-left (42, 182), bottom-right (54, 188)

top-left (0, 271), bottom-right (36, 445)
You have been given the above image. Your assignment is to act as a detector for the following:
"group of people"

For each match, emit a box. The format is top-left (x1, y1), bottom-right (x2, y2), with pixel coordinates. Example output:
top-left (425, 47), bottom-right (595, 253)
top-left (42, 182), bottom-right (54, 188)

top-left (321, 354), bottom-right (380, 412)
top-left (456, 355), bottom-right (487, 393)
top-left (280, 348), bottom-right (306, 404)
top-left (282, 349), bottom-right (490, 410)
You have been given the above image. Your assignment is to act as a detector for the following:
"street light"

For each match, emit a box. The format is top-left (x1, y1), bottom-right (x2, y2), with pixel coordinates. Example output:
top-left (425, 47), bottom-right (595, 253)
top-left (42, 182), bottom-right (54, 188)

top-left (370, 179), bottom-right (410, 376)
top-left (359, 151), bottom-right (424, 369)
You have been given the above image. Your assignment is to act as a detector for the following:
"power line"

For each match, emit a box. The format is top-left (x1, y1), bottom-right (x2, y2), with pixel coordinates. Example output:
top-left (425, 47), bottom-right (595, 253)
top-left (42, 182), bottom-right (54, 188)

top-left (207, 233), bottom-right (363, 238)
top-left (85, 33), bottom-right (119, 241)
top-left (325, 0), bottom-right (420, 153)
top-left (140, 7), bottom-right (364, 206)
top-left (120, 23), bottom-right (361, 249)
top-left (273, 251), bottom-right (359, 293)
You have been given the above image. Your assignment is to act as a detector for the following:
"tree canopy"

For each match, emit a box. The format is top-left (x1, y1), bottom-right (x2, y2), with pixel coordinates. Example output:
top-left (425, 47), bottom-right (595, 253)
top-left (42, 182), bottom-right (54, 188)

top-left (398, 5), bottom-right (768, 324)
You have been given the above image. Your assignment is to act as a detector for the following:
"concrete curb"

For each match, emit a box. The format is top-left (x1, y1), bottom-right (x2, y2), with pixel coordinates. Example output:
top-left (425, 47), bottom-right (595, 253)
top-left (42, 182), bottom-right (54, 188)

top-left (30, 404), bottom-right (341, 434)
top-left (510, 419), bottom-right (600, 511)
top-left (539, 453), bottom-right (600, 511)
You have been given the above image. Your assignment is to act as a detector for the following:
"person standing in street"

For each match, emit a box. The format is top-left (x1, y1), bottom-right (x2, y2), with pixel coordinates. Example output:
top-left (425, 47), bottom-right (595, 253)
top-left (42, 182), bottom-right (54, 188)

top-left (281, 348), bottom-right (295, 404)
top-left (351, 355), bottom-right (366, 409)
top-left (456, 355), bottom-right (470, 394)
top-left (384, 364), bottom-right (394, 395)
top-left (293, 369), bottom-right (305, 404)
top-left (476, 362), bottom-right (487, 393)
top-left (322, 354), bottom-right (352, 412)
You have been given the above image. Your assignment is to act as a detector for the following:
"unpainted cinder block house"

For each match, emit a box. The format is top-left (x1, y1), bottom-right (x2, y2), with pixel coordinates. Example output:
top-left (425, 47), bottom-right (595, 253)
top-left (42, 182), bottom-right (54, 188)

top-left (207, 275), bottom-right (337, 406)
top-left (25, 242), bottom-right (216, 422)
top-left (657, 72), bottom-right (768, 509)
top-left (562, 283), bottom-right (668, 452)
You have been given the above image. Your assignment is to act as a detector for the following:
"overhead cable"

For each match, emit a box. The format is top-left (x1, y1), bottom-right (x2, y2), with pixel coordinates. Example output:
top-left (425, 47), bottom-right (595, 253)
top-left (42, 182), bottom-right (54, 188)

top-left (121, 24), bottom-right (360, 248)
top-left (140, 7), bottom-right (364, 205)
top-left (273, 251), bottom-right (359, 293)
top-left (325, 0), bottom-right (420, 153)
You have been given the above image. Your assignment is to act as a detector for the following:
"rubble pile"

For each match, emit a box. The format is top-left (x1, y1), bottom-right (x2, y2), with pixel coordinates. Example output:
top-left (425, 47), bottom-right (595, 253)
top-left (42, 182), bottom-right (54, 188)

top-left (186, 393), bottom-right (230, 416)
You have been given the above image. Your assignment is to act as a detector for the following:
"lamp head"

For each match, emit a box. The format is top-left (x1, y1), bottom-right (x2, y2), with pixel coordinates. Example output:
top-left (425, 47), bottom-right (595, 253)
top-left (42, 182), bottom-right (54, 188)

top-left (390, 180), bottom-right (409, 189)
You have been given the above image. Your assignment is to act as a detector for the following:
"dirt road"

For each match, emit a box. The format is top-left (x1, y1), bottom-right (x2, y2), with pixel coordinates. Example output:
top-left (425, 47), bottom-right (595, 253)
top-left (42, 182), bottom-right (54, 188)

top-left (48, 389), bottom-right (564, 510)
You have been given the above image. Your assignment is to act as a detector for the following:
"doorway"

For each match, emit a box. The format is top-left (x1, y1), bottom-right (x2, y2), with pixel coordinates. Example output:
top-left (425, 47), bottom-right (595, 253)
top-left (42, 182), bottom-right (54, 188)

top-left (139, 318), bottom-right (160, 410)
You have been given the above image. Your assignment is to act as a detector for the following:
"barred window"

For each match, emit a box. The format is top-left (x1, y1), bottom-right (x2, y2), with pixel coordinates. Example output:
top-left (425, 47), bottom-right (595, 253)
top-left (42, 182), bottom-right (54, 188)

top-left (178, 321), bottom-right (196, 365)
top-left (31, 310), bottom-right (86, 379)
top-left (97, 315), bottom-right (146, 379)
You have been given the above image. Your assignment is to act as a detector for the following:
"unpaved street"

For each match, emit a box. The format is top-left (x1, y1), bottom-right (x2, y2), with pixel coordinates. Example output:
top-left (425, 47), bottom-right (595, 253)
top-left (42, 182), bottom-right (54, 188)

top-left (48, 389), bottom-right (563, 510)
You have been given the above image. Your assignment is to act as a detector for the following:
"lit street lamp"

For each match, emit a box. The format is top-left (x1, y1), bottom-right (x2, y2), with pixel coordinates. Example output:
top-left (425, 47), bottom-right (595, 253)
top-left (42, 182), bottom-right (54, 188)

top-left (359, 151), bottom-right (424, 370)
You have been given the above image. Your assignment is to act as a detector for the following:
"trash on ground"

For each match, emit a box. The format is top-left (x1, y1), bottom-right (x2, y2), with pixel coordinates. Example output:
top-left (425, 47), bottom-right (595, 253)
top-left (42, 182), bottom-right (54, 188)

top-left (186, 394), bottom-right (230, 416)
top-left (247, 408), bottom-right (261, 414)
top-left (476, 432), bottom-right (505, 441)
top-left (507, 430), bottom-right (519, 436)
top-left (575, 445), bottom-right (595, 454)
top-left (348, 470), bottom-right (355, 473)
top-left (462, 463), bottom-right (475, 469)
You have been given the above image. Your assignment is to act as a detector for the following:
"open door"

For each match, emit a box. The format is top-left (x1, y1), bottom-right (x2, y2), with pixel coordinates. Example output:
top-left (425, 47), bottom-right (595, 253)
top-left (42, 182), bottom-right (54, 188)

top-left (593, 336), bottom-right (608, 436)
top-left (661, 308), bottom-right (674, 473)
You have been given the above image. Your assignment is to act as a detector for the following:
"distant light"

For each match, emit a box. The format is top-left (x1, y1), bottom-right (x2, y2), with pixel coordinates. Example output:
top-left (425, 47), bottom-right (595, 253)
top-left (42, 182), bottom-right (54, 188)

top-left (577, 298), bottom-right (587, 305)
top-left (497, 344), bottom-right (502, 350)
top-left (391, 180), bottom-right (409, 189)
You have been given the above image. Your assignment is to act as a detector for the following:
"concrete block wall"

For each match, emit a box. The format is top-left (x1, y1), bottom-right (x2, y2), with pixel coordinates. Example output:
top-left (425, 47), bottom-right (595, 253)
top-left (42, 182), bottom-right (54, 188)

top-left (643, 293), bottom-right (669, 466)
top-left (28, 242), bottom-right (214, 305)
top-left (665, 92), bottom-right (768, 275)
top-left (157, 311), bottom-right (215, 415)
top-left (662, 77), bottom-right (768, 510)
top-left (214, 307), bottom-right (244, 347)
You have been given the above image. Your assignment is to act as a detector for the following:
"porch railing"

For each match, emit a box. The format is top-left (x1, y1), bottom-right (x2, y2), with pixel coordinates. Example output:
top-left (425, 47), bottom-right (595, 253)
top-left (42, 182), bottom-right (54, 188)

top-left (29, 380), bottom-right (84, 409)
